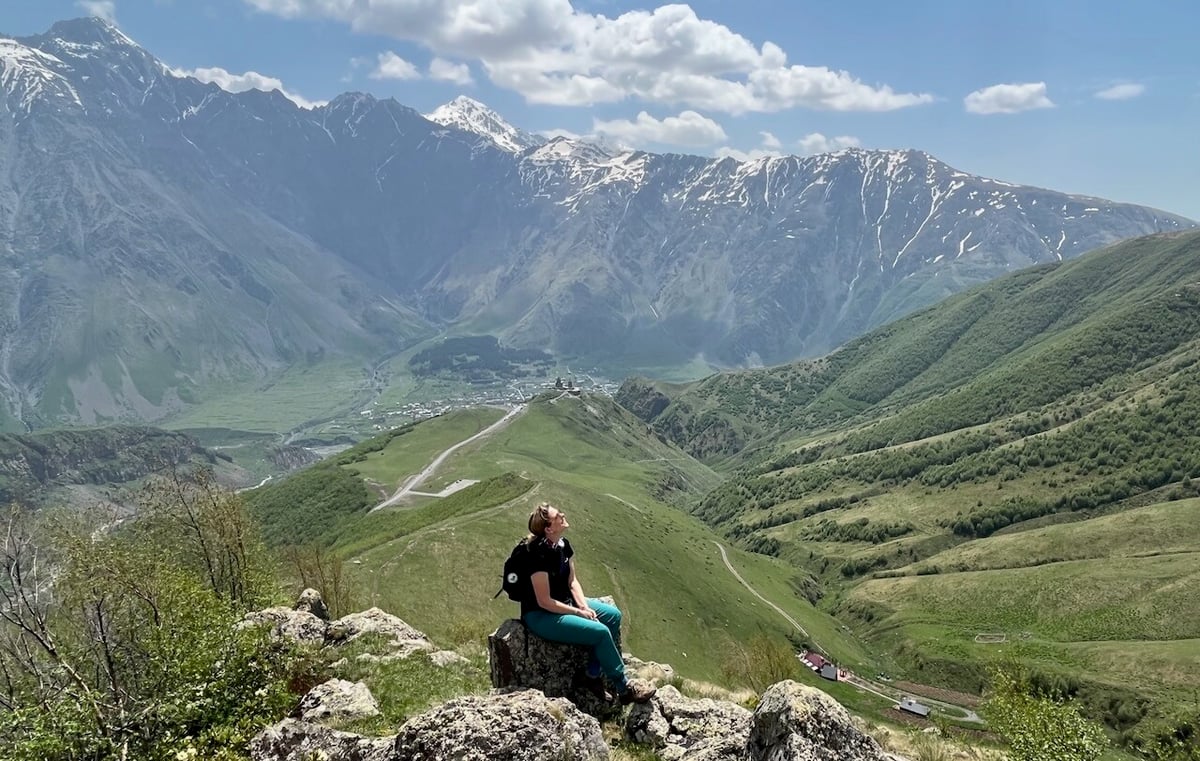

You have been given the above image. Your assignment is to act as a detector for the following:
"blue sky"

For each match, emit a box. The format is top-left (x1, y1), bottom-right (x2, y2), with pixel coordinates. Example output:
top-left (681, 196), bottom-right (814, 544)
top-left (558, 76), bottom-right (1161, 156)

top-left (7, 0), bottom-right (1199, 219)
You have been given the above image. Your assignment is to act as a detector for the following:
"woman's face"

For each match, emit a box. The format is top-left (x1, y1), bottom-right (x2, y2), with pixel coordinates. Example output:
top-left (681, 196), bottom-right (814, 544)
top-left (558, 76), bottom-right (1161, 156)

top-left (547, 507), bottom-right (570, 532)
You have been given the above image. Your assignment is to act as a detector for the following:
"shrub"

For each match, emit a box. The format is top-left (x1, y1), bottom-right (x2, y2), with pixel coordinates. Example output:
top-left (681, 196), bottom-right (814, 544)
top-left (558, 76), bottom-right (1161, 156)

top-left (983, 668), bottom-right (1108, 761)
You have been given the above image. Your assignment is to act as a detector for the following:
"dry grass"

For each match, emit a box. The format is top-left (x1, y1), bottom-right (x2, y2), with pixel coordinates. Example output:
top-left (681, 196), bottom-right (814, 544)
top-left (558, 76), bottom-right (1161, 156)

top-left (869, 724), bottom-right (1001, 761)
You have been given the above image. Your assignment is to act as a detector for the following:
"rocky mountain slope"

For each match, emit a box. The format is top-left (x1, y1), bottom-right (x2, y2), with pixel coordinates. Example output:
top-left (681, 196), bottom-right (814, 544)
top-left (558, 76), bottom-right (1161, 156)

top-left (0, 424), bottom-right (225, 504)
top-left (0, 17), bottom-right (1191, 429)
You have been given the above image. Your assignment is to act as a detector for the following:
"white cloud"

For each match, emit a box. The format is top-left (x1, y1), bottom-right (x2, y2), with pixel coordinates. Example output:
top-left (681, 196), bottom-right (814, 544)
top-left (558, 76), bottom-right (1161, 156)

top-left (593, 110), bottom-right (727, 147)
top-left (759, 131), bottom-right (781, 149)
top-left (77, 1), bottom-right (117, 21)
top-left (964, 82), bottom-right (1054, 114)
top-left (1095, 82), bottom-right (1145, 100)
top-left (172, 66), bottom-right (325, 109)
top-left (242, 0), bottom-right (933, 114)
top-left (429, 57), bottom-right (474, 85)
top-left (370, 51), bottom-right (421, 80)
top-left (538, 127), bottom-right (584, 140)
top-left (797, 132), bottom-right (860, 155)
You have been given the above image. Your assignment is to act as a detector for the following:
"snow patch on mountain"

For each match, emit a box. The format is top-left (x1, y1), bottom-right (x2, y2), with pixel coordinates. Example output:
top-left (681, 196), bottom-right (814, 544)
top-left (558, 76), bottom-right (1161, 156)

top-left (425, 95), bottom-right (545, 153)
top-left (0, 37), bottom-right (81, 114)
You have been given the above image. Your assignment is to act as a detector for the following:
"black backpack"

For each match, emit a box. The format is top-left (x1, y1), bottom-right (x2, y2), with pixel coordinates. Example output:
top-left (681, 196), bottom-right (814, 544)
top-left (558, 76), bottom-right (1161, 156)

top-left (494, 540), bottom-right (534, 602)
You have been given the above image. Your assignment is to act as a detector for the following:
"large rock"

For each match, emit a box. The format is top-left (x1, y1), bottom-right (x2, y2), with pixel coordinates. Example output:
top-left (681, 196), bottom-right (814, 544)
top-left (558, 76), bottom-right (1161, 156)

top-left (393, 689), bottom-right (609, 761)
top-left (240, 606), bottom-right (328, 646)
top-left (249, 718), bottom-right (393, 761)
top-left (626, 685), bottom-right (751, 761)
top-left (296, 588), bottom-right (331, 621)
top-left (628, 681), bottom-right (748, 758)
top-left (488, 618), bottom-right (615, 716)
top-left (328, 608), bottom-right (436, 657)
top-left (747, 681), bottom-right (888, 761)
top-left (298, 679), bottom-right (382, 724)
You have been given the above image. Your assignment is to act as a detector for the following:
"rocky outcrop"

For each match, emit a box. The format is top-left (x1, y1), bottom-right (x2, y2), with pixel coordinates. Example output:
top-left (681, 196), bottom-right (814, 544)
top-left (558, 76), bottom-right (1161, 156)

top-left (746, 681), bottom-right (889, 761)
top-left (241, 592), bottom-right (436, 659)
top-left (626, 685), bottom-right (752, 761)
top-left (298, 679), bottom-right (382, 724)
top-left (624, 681), bottom-right (891, 761)
top-left (326, 608), bottom-right (435, 656)
top-left (241, 605), bottom-right (329, 646)
top-left (245, 596), bottom-right (896, 761)
top-left (488, 618), bottom-right (616, 717)
top-left (393, 689), bottom-right (608, 761)
top-left (0, 427), bottom-right (203, 504)
top-left (249, 718), bottom-right (394, 761)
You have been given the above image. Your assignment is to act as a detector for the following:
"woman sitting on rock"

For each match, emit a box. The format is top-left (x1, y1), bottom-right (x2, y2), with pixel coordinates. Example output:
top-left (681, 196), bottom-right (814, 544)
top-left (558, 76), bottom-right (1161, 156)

top-left (522, 501), bottom-right (656, 704)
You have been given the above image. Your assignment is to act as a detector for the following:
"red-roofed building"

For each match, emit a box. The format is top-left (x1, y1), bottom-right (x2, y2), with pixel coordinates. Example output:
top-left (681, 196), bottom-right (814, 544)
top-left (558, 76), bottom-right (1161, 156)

top-left (800, 651), bottom-right (827, 670)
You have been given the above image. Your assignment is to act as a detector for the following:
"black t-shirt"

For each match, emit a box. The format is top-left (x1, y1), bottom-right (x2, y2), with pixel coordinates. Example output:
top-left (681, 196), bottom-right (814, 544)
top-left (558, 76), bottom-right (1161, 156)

top-left (521, 537), bottom-right (574, 616)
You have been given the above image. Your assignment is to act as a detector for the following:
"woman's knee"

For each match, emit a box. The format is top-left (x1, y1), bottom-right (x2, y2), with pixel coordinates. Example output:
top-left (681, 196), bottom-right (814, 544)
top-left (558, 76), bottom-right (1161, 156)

top-left (589, 599), bottom-right (622, 626)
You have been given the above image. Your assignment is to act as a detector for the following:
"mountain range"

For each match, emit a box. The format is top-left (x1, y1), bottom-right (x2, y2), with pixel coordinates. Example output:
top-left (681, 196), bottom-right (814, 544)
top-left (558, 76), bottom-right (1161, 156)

top-left (0, 17), bottom-right (1192, 430)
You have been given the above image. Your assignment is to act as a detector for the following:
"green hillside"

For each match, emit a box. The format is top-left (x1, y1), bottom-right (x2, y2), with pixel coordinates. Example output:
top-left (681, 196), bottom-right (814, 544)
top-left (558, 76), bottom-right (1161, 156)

top-left (613, 230), bottom-right (1200, 751)
top-left (621, 230), bottom-right (1200, 465)
top-left (245, 394), bottom-right (869, 686)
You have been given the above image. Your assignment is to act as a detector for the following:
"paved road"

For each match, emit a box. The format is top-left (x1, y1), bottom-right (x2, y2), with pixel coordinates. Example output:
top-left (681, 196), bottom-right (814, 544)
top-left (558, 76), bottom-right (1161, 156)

top-left (369, 404), bottom-right (525, 512)
top-left (711, 541), bottom-right (983, 724)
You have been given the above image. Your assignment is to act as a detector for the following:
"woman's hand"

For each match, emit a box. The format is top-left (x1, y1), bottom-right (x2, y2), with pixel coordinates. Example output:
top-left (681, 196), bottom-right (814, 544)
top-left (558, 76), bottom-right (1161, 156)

top-left (575, 606), bottom-right (598, 620)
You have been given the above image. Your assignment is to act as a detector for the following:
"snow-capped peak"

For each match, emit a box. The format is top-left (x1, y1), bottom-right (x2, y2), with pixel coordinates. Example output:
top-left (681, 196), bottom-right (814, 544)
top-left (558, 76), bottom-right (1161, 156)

top-left (425, 95), bottom-right (545, 153)
top-left (527, 135), bottom-right (616, 164)
top-left (0, 36), bottom-right (82, 115)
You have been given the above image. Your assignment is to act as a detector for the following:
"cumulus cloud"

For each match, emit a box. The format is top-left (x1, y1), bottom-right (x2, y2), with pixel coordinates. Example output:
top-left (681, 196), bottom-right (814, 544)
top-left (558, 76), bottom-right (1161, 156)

top-left (172, 66), bottom-right (325, 109)
top-left (370, 51), bottom-right (420, 80)
top-left (1095, 82), bottom-right (1145, 100)
top-left (964, 82), bottom-right (1054, 114)
top-left (538, 127), bottom-right (584, 140)
top-left (429, 57), bottom-right (473, 85)
top-left (797, 132), bottom-right (860, 154)
top-left (242, 0), bottom-right (933, 114)
top-left (760, 131), bottom-right (781, 149)
top-left (77, 1), bottom-right (117, 21)
top-left (593, 110), bottom-right (727, 147)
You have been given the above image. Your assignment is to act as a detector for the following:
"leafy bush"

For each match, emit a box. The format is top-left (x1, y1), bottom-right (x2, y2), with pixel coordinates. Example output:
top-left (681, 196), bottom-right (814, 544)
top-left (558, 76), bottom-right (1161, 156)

top-left (0, 471), bottom-right (312, 761)
top-left (983, 669), bottom-right (1108, 761)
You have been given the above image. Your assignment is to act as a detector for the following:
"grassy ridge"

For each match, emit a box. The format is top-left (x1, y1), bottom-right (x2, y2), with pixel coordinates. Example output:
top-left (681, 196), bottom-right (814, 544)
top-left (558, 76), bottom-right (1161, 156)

top-left (623, 230), bottom-right (1200, 463)
top-left (249, 393), bottom-right (871, 688)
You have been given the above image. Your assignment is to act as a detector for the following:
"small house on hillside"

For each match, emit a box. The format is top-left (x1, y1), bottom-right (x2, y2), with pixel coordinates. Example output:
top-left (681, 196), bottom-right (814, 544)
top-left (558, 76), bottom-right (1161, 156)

top-left (800, 651), bottom-right (827, 670)
top-left (819, 663), bottom-right (839, 681)
top-left (897, 697), bottom-right (932, 717)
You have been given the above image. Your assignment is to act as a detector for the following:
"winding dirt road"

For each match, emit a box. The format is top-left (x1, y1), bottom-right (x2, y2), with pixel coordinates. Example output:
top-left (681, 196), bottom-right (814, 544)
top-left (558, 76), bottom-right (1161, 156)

top-left (369, 404), bottom-right (525, 512)
top-left (711, 541), bottom-right (983, 724)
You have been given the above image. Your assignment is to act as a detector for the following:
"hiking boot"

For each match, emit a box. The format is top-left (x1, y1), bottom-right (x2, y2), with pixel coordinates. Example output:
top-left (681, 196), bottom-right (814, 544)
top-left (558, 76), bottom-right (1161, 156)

top-left (618, 680), bottom-right (656, 705)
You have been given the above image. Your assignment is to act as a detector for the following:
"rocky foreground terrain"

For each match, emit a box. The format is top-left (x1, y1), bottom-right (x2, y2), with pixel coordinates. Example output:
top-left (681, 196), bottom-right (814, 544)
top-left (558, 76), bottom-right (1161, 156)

top-left (245, 590), bottom-right (912, 761)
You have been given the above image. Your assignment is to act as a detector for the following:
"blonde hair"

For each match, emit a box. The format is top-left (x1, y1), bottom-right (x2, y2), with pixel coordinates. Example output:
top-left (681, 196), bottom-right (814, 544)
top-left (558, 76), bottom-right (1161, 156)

top-left (525, 502), bottom-right (555, 542)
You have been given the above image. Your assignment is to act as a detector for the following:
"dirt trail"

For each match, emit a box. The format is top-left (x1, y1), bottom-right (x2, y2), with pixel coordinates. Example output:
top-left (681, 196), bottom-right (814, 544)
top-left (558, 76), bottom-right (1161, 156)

top-left (369, 404), bottom-right (525, 512)
top-left (711, 541), bottom-right (983, 724)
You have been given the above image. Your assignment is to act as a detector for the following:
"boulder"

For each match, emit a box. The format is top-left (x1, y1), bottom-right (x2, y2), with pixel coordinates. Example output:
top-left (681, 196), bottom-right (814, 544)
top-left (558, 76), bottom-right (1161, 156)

top-left (488, 618), bottom-right (615, 716)
top-left (430, 649), bottom-right (470, 667)
top-left (296, 588), bottom-right (331, 621)
top-left (626, 685), bottom-right (751, 761)
top-left (328, 608), bottom-right (435, 656)
top-left (393, 689), bottom-right (609, 761)
top-left (298, 679), bottom-right (382, 724)
top-left (747, 681), bottom-right (888, 761)
top-left (249, 718), bottom-right (393, 761)
top-left (240, 606), bottom-right (328, 646)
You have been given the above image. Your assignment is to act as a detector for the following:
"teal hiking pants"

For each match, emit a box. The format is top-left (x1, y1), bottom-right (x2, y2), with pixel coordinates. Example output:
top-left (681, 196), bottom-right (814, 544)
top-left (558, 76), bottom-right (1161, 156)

top-left (523, 598), bottom-right (626, 691)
